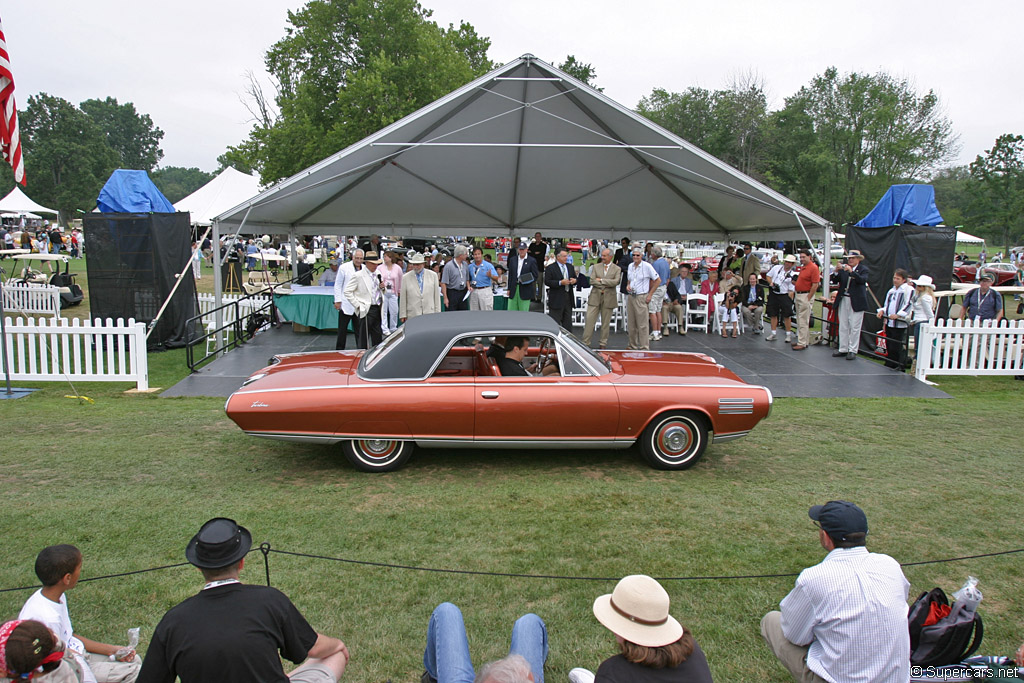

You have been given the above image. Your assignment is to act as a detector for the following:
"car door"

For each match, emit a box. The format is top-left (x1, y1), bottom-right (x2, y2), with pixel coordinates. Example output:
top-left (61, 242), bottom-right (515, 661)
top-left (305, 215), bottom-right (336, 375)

top-left (473, 337), bottom-right (619, 445)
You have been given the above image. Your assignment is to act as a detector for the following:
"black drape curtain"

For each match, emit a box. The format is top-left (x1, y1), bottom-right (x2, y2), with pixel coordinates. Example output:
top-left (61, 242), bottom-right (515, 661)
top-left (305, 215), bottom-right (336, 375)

top-left (84, 213), bottom-right (197, 350)
top-left (846, 224), bottom-right (956, 354)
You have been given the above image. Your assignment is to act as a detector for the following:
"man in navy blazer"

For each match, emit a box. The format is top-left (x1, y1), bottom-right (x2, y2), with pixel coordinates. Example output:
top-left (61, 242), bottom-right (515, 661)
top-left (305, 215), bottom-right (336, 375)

top-left (544, 247), bottom-right (577, 328)
top-left (506, 240), bottom-right (540, 311)
top-left (830, 250), bottom-right (870, 360)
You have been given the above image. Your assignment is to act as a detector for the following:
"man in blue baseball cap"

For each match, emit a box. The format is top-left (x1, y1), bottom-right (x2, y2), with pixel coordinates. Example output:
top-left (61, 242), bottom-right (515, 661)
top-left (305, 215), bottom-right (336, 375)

top-left (761, 501), bottom-right (910, 683)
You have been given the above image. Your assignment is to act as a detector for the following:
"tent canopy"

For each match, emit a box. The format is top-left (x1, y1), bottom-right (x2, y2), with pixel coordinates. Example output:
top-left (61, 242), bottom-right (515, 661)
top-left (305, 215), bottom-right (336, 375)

top-left (0, 186), bottom-right (58, 215)
top-left (955, 230), bottom-right (985, 244)
top-left (854, 184), bottom-right (943, 228)
top-left (215, 54), bottom-right (827, 242)
top-left (173, 167), bottom-right (261, 226)
top-left (97, 170), bottom-right (175, 213)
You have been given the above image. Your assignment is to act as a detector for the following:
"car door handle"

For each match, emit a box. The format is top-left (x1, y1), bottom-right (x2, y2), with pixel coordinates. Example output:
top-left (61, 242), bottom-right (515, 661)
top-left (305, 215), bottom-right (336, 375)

top-left (481, 391), bottom-right (500, 399)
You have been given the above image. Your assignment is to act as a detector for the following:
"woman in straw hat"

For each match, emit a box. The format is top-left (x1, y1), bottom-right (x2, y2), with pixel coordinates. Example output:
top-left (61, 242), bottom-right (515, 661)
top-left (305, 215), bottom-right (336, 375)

top-left (570, 575), bottom-right (713, 682)
top-left (909, 274), bottom-right (936, 368)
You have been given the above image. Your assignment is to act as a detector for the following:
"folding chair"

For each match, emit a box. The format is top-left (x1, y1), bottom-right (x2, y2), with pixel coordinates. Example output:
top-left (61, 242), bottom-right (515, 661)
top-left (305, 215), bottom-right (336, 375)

top-left (686, 293), bottom-right (709, 333)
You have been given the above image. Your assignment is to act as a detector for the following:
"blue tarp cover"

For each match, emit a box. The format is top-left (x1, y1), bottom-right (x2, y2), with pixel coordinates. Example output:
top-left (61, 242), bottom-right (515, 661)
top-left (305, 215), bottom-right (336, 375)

top-left (854, 184), bottom-right (943, 227)
top-left (97, 169), bottom-right (175, 213)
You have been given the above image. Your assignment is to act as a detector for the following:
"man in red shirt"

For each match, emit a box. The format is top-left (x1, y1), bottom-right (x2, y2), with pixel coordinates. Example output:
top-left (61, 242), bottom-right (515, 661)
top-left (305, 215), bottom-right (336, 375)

top-left (791, 249), bottom-right (820, 350)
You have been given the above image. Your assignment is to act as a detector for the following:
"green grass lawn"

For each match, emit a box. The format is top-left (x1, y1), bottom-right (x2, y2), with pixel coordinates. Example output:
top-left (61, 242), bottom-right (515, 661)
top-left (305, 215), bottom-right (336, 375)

top-left (1, 372), bottom-right (1023, 682)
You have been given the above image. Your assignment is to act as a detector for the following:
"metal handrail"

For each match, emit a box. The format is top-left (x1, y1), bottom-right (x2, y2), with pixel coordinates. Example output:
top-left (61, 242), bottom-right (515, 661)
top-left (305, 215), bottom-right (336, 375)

top-left (185, 268), bottom-right (316, 371)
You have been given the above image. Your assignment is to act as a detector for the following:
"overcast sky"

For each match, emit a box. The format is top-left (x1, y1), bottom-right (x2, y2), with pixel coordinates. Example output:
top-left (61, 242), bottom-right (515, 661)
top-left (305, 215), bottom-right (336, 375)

top-left (3, 0), bottom-right (1020, 173)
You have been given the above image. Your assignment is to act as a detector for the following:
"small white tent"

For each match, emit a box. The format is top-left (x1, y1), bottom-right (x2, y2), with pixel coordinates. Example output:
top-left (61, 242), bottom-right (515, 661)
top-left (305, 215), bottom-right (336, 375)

top-left (955, 230), bottom-right (985, 244)
top-left (173, 167), bottom-right (261, 226)
top-left (0, 186), bottom-right (58, 215)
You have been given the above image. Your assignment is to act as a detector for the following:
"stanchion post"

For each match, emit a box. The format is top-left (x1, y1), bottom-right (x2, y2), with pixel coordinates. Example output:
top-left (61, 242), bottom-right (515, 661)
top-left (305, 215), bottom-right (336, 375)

top-left (261, 542), bottom-right (272, 587)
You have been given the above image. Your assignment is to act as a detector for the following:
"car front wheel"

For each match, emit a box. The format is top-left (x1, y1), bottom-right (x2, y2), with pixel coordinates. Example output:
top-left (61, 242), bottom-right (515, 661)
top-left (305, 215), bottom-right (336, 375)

top-left (639, 411), bottom-right (709, 470)
top-left (342, 439), bottom-right (413, 472)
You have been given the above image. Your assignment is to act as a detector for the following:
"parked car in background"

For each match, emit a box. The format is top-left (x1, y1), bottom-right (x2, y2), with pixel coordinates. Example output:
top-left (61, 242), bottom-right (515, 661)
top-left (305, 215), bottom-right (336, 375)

top-left (952, 261), bottom-right (1018, 285)
top-left (226, 312), bottom-right (773, 472)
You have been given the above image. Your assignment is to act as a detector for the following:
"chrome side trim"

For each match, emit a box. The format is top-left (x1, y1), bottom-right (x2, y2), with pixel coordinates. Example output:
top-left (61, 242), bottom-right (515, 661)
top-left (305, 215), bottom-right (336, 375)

top-left (234, 381), bottom-right (773, 396)
top-left (415, 438), bottom-right (635, 450)
top-left (712, 430), bottom-right (750, 443)
top-left (245, 432), bottom-right (344, 444)
top-left (718, 397), bottom-right (755, 415)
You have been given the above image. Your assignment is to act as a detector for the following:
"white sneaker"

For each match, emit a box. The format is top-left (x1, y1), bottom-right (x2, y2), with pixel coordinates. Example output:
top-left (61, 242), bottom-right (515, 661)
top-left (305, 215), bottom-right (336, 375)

top-left (765, 332), bottom-right (777, 341)
top-left (785, 334), bottom-right (792, 343)
top-left (569, 668), bottom-right (596, 683)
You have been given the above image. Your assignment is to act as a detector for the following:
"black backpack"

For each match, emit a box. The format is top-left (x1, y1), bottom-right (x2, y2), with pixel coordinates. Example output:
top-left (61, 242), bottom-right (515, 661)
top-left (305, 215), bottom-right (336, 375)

top-left (908, 587), bottom-right (983, 667)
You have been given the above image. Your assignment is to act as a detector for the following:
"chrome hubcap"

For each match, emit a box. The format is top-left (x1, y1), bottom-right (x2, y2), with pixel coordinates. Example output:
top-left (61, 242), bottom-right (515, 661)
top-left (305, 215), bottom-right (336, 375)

top-left (363, 440), bottom-right (391, 455)
top-left (663, 426), bottom-right (689, 451)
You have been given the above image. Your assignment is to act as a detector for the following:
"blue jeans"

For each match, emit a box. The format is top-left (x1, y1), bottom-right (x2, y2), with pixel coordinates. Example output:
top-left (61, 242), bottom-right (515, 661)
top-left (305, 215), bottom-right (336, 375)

top-left (423, 602), bottom-right (547, 683)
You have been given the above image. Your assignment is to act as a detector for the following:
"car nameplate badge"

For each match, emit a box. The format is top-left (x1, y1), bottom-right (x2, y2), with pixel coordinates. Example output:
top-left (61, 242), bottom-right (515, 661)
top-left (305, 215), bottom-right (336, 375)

top-left (251, 401), bottom-right (270, 408)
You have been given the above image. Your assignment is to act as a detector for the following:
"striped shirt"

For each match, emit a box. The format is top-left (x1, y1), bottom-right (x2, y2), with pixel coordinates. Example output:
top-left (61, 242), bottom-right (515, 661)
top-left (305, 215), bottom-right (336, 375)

top-left (780, 547), bottom-right (910, 683)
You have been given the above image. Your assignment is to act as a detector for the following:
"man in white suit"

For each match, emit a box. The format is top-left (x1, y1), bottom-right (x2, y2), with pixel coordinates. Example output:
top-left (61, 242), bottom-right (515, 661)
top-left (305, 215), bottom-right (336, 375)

top-left (344, 250), bottom-right (384, 349)
top-left (400, 252), bottom-right (441, 322)
top-left (333, 248), bottom-right (363, 349)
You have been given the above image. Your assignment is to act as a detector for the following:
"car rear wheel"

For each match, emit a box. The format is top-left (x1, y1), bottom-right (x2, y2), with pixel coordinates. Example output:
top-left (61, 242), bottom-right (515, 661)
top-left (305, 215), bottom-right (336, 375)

top-left (639, 411), bottom-right (709, 470)
top-left (342, 439), bottom-right (413, 472)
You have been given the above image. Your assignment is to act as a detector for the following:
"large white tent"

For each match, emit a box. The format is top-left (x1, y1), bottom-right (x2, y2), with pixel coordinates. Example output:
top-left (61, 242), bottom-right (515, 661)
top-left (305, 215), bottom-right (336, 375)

top-left (173, 167), bottom-right (261, 226)
top-left (0, 186), bottom-right (58, 215)
top-left (215, 54), bottom-right (828, 244)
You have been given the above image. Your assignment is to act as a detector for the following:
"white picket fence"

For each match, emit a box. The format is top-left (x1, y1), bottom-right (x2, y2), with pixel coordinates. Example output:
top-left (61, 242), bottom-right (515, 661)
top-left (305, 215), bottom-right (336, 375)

top-left (915, 319), bottom-right (1024, 382)
top-left (1, 283), bottom-right (61, 319)
top-left (2, 317), bottom-right (149, 390)
top-left (197, 293), bottom-right (271, 327)
top-left (680, 248), bottom-right (721, 259)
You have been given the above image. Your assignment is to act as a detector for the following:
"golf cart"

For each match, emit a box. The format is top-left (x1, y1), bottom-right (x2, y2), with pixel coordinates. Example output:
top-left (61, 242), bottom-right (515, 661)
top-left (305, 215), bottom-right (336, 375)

top-left (0, 251), bottom-right (84, 308)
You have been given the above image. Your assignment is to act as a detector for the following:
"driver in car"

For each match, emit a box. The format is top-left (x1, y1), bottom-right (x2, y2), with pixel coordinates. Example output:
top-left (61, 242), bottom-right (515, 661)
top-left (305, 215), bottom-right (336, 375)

top-left (497, 336), bottom-right (560, 377)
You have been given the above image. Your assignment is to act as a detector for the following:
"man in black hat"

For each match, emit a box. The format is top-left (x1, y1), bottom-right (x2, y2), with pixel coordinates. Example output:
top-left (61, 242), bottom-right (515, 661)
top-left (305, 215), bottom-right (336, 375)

top-left (138, 518), bottom-right (349, 683)
top-left (760, 501), bottom-right (909, 683)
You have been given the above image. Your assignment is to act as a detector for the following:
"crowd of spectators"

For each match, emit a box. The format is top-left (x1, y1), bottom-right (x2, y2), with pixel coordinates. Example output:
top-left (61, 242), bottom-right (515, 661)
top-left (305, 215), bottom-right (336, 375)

top-left (6, 507), bottom-right (1019, 683)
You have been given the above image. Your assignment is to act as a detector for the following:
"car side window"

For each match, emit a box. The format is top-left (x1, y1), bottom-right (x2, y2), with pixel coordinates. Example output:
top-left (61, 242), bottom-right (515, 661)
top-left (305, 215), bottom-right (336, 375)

top-left (559, 351), bottom-right (590, 377)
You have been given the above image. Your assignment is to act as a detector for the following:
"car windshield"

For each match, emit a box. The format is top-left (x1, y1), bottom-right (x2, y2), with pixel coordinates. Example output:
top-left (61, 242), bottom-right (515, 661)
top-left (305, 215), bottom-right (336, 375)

top-left (362, 329), bottom-right (404, 371)
top-left (559, 331), bottom-right (611, 374)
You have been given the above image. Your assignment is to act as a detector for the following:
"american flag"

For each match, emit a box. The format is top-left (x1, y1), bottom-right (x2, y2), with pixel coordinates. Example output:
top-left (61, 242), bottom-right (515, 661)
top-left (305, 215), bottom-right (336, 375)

top-left (0, 15), bottom-right (24, 185)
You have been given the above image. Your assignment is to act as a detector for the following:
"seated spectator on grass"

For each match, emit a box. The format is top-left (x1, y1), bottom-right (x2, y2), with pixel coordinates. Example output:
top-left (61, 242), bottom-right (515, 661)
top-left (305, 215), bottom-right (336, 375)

top-left (138, 518), bottom-right (348, 683)
top-left (0, 619), bottom-right (69, 682)
top-left (19, 544), bottom-right (141, 683)
top-left (569, 575), bottom-right (712, 683)
top-left (740, 273), bottom-right (766, 335)
top-left (422, 602), bottom-right (546, 683)
top-left (761, 501), bottom-right (909, 683)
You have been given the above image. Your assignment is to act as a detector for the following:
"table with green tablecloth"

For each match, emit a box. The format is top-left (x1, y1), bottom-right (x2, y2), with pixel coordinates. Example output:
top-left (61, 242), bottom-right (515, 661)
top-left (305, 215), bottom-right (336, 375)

top-left (274, 285), bottom-right (341, 329)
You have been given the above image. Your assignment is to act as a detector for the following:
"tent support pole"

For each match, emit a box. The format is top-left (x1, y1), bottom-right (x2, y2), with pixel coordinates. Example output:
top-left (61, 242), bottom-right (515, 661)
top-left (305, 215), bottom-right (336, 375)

top-left (290, 228), bottom-right (298, 280)
top-left (213, 219), bottom-right (223, 354)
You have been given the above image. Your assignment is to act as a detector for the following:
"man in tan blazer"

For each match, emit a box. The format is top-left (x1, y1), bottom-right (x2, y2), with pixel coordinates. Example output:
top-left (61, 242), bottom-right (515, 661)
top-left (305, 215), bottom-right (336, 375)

top-left (582, 248), bottom-right (622, 348)
top-left (740, 242), bottom-right (762, 282)
top-left (400, 252), bottom-right (441, 321)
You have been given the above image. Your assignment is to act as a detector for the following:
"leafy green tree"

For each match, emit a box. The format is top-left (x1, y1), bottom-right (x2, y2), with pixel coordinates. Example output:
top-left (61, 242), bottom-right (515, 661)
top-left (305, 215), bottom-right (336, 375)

top-left (216, 149), bottom-right (255, 175)
top-left (151, 166), bottom-right (215, 204)
top-left (767, 67), bottom-right (958, 224)
top-left (968, 134), bottom-right (1024, 250)
top-left (80, 97), bottom-right (164, 170)
top-left (237, 0), bottom-right (493, 183)
top-left (19, 93), bottom-right (118, 218)
top-left (558, 55), bottom-right (602, 91)
top-left (928, 165), bottom-right (972, 229)
top-left (636, 81), bottom-right (770, 179)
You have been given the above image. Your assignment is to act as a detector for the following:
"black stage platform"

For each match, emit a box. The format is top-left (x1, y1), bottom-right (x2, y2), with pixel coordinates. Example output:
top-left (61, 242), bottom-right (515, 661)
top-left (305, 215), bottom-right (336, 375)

top-left (162, 322), bottom-right (949, 399)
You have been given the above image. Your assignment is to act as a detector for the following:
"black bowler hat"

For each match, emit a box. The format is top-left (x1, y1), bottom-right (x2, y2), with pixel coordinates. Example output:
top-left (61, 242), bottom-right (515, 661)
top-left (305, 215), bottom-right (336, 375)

top-left (185, 518), bottom-right (252, 569)
top-left (809, 501), bottom-right (868, 541)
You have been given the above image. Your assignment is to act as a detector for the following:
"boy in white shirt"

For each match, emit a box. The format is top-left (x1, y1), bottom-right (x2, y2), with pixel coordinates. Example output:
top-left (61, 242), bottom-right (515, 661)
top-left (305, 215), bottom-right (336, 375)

top-left (19, 544), bottom-right (141, 683)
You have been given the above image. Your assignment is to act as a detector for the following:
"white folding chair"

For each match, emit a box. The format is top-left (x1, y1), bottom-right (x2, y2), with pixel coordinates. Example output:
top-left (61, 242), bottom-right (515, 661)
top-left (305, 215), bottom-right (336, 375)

top-left (573, 287), bottom-right (591, 327)
top-left (686, 293), bottom-right (709, 333)
top-left (712, 293), bottom-right (726, 334)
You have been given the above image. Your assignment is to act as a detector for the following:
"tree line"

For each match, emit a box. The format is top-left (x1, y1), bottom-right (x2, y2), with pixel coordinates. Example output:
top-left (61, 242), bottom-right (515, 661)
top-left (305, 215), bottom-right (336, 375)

top-left (3, 0), bottom-right (1021, 249)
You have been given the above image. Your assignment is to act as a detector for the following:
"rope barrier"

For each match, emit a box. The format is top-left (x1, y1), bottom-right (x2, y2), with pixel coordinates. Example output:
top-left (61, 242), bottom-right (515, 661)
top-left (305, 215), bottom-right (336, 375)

top-left (1, 546), bottom-right (1020, 594)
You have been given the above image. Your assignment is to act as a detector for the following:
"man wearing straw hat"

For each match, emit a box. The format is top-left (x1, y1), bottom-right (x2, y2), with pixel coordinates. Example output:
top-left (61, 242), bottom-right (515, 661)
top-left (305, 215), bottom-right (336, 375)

top-left (400, 252), bottom-right (441, 321)
top-left (829, 250), bottom-right (870, 360)
top-left (139, 518), bottom-right (349, 683)
top-left (761, 501), bottom-right (910, 683)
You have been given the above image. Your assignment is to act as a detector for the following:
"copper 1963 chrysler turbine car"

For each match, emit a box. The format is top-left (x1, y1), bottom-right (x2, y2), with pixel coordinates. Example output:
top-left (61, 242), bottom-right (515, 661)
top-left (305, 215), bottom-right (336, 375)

top-left (225, 311), bottom-right (773, 472)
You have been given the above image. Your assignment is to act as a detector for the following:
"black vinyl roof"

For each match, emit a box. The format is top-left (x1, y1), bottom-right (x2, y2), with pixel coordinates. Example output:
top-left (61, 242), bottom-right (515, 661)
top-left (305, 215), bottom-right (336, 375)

top-left (359, 311), bottom-right (561, 380)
